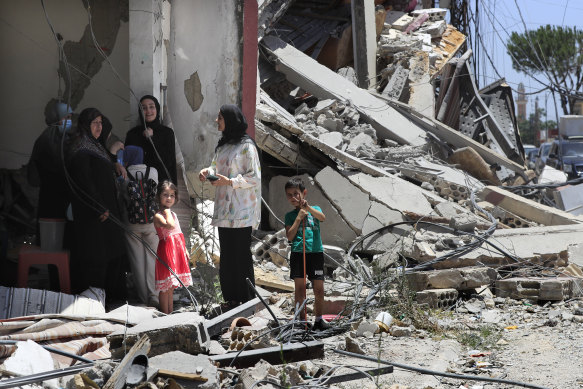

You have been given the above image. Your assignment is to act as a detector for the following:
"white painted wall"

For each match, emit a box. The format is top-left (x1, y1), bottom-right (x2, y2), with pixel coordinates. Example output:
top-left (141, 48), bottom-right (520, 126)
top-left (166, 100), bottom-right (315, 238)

top-left (0, 0), bottom-right (130, 169)
top-left (167, 0), bottom-right (242, 172)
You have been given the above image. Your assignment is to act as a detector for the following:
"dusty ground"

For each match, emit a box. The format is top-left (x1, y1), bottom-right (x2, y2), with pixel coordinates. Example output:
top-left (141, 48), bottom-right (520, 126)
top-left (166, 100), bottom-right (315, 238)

top-left (313, 297), bottom-right (583, 389)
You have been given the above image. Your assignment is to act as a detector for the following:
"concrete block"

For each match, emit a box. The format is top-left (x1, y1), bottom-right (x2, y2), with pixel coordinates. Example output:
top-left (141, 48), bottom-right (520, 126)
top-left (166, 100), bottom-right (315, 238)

top-left (416, 288), bottom-right (458, 309)
top-left (390, 326), bottom-right (412, 337)
top-left (316, 114), bottom-right (343, 132)
top-left (387, 12), bottom-right (414, 30)
top-left (347, 172), bottom-right (433, 214)
top-left (495, 278), bottom-right (572, 301)
top-left (268, 174), bottom-right (357, 249)
top-left (411, 8), bottom-right (447, 21)
top-left (149, 351), bottom-right (218, 389)
top-left (407, 267), bottom-right (497, 291)
top-left (315, 167), bottom-right (369, 233)
top-left (346, 133), bottom-right (376, 157)
top-left (319, 132), bottom-right (343, 149)
top-left (417, 20), bottom-right (447, 38)
top-left (108, 312), bottom-right (209, 359)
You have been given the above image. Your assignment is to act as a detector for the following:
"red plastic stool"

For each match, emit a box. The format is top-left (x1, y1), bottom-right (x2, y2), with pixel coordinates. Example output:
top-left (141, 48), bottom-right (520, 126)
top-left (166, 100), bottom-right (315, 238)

top-left (17, 245), bottom-right (71, 294)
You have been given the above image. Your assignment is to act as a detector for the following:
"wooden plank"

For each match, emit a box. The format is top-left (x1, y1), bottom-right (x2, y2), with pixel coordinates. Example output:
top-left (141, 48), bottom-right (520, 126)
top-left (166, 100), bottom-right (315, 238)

top-left (103, 335), bottom-right (151, 389)
top-left (210, 340), bottom-right (324, 368)
top-left (157, 369), bottom-right (208, 382)
top-left (254, 267), bottom-right (295, 292)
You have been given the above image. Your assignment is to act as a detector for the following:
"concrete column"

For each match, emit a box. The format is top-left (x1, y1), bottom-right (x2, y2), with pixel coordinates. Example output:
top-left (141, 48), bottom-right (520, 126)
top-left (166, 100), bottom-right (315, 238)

top-left (129, 0), bottom-right (166, 119)
top-left (242, 0), bottom-right (258, 139)
top-left (351, 0), bottom-right (376, 89)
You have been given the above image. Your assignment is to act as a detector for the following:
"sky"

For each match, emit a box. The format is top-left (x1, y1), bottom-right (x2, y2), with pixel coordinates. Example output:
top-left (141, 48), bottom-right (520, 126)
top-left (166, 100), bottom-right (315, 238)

top-left (458, 0), bottom-right (583, 123)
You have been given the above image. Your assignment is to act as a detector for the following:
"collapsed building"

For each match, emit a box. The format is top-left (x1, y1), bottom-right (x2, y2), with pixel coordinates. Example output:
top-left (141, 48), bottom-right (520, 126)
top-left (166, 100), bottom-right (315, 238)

top-left (1, 1), bottom-right (583, 388)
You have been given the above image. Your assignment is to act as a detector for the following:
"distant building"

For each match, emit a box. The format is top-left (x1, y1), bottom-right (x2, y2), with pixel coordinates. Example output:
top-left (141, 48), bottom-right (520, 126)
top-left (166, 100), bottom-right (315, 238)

top-left (516, 82), bottom-right (527, 120)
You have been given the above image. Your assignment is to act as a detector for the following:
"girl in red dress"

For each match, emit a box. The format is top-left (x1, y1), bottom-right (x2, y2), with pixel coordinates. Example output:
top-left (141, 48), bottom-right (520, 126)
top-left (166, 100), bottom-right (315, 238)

top-left (154, 181), bottom-right (193, 313)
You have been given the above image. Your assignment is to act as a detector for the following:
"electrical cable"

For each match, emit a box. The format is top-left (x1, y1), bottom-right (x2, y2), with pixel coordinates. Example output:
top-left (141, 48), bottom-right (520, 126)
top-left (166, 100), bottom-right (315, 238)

top-left (333, 349), bottom-right (550, 389)
top-left (41, 0), bottom-right (198, 311)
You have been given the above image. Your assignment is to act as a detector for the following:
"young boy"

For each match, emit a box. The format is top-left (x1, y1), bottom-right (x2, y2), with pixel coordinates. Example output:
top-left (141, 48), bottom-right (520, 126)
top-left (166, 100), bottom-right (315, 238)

top-left (284, 177), bottom-right (330, 330)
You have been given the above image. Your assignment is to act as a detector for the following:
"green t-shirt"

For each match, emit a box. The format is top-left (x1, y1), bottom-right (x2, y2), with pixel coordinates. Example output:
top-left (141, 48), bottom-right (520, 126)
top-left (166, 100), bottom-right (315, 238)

top-left (284, 206), bottom-right (323, 253)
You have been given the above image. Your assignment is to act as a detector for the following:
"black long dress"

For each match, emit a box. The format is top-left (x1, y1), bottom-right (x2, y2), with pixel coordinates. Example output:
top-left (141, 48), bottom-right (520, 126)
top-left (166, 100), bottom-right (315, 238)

top-left (68, 135), bottom-right (126, 298)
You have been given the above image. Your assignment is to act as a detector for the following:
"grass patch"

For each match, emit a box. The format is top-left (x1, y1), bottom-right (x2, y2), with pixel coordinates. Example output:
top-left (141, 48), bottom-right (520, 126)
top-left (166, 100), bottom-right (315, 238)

top-left (456, 325), bottom-right (502, 350)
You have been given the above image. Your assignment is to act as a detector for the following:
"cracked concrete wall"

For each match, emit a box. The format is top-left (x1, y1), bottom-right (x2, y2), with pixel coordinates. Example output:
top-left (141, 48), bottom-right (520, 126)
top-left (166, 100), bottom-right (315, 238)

top-left (167, 0), bottom-right (242, 174)
top-left (0, 0), bottom-right (129, 169)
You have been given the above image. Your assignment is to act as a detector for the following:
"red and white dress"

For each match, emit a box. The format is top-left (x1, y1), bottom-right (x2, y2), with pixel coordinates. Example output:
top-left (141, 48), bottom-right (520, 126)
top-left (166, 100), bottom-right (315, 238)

top-left (155, 210), bottom-right (193, 292)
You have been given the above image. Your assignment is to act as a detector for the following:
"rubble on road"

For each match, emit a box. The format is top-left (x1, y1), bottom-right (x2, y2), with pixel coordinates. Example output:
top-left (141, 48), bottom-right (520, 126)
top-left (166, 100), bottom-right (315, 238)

top-left (2, 2), bottom-right (583, 389)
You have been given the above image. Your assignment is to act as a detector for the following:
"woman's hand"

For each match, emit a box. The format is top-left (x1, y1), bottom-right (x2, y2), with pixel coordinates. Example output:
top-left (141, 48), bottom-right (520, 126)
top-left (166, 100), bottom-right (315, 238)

top-left (115, 163), bottom-right (127, 180)
top-left (99, 210), bottom-right (110, 222)
top-left (109, 141), bottom-right (124, 155)
top-left (211, 173), bottom-right (232, 187)
top-left (198, 168), bottom-right (209, 182)
top-left (143, 127), bottom-right (154, 138)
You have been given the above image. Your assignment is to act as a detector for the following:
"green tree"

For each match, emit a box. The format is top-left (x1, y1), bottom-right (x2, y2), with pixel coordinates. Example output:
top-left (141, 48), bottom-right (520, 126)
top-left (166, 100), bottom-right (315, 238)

top-left (507, 25), bottom-right (583, 115)
top-left (518, 107), bottom-right (556, 145)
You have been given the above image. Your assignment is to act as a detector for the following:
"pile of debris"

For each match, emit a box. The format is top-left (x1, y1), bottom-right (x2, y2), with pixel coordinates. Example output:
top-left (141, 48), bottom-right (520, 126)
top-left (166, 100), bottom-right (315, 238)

top-left (2, 2), bottom-right (583, 388)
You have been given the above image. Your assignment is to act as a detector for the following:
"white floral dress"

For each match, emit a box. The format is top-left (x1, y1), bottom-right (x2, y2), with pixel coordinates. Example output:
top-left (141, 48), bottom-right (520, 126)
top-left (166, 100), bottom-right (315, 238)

top-left (208, 141), bottom-right (261, 228)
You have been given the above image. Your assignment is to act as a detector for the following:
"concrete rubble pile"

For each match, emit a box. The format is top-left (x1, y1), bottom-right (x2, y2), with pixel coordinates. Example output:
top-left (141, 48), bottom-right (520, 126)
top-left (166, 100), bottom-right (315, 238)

top-left (254, 2), bottom-right (583, 311)
top-left (3, 3), bottom-right (583, 389)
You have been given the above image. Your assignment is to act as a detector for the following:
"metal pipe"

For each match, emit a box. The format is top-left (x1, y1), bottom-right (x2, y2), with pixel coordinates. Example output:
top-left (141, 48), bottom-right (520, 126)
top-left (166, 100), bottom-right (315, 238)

top-left (245, 278), bottom-right (281, 328)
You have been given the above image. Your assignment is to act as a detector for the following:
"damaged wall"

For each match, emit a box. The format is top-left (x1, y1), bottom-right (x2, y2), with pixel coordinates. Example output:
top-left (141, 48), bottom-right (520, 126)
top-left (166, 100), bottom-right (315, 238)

top-left (166, 0), bottom-right (243, 174)
top-left (0, 0), bottom-right (130, 169)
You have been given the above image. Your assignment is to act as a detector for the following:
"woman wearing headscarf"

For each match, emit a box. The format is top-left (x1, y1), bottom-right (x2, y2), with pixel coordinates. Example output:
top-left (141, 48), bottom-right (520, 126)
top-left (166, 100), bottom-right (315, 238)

top-left (125, 95), bottom-right (177, 184)
top-left (67, 108), bottom-right (126, 301)
top-left (28, 100), bottom-right (73, 220)
top-left (198, 104), bottom-right (261, 307)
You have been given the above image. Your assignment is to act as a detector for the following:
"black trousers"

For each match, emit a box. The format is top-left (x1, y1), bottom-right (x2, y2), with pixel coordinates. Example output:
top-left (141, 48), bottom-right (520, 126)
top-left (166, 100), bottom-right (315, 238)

top-left (218, 226), bottom-right (255, 304)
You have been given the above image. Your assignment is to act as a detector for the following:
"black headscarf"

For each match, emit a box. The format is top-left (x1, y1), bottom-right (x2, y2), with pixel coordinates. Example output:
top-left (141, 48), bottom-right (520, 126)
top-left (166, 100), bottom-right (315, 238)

top-left (216, 104), bottom-right (253, 151)
top-left (69, 108), bottom-right (112, 163)
top-left (139, 95), bottom-right (161, 126)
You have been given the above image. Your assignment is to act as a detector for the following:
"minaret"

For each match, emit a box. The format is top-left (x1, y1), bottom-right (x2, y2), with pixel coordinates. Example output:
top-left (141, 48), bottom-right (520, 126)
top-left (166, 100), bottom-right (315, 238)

top-left (516, 82), bottom-right (527, 120)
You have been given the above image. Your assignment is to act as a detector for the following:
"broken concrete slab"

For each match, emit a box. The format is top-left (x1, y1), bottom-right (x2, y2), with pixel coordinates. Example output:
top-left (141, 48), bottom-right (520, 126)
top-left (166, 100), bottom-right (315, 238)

top-left (150, 351), bottom-right (218, 389)
top-left (210, 340), bottom-right (324, 368)
top-left (108, 312), bottom-right (209, 359)
top-left (262, 35), bottom-right (427, 146)
top-left (360, 201), bottom-right (406, 253)
top-left (408, 52), bottom-right (433, 117)
top-left (205, 298), bottom-right (265, 337)
top-left (479, 186), bottom-right (582, 226)
top-left (495, 278), bottom-right (575, 301)
top-left (382, 97), bottom-right (526, 175)
top-left (346, 172), bottom-right (433, 214)
top-left (268, 174), bottom-right (357, 248)
top-left (319, 131), bottom-right (343, 149)
top-left (406, 267), bottom-right (497, 291)
top-left (428, 224), bottom-right (583, 269)
top-left (315, 167), bottom-right (369, 233)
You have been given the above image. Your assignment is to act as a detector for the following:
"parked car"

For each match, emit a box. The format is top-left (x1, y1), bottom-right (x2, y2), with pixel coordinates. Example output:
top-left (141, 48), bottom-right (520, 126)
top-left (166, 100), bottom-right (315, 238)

top-left (545, 138), bottom-right (583, 179)
top-left (526, 149), bottom-right (538, 169)
top-left (534, 142), bottom-right (552, 175)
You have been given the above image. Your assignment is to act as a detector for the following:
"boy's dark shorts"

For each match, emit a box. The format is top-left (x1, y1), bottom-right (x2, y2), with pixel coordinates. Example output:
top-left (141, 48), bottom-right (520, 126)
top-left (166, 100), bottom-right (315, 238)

top-left (289, 251), bottom-right (325, 281)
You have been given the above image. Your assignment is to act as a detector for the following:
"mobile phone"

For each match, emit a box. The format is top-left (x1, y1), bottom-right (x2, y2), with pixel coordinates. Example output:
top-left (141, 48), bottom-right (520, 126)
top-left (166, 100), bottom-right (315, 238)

top-left (207, 174), bottom-right (219, 182)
